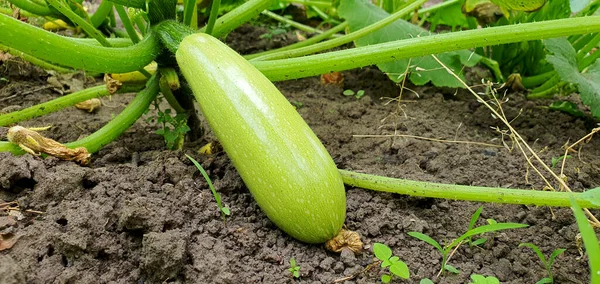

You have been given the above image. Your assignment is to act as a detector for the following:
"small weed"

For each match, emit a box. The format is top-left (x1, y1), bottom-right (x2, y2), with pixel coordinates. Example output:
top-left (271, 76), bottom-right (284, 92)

top-left (373, 243), bottom-right (409, 283)
top-left (469, 274), bottom-right (500, 284)
top-left (467, 206), bottom-right (498, 247)
top-left (570, 196), bottom-right (600, 283)
top-left (291, 100), bottom-right (304, 109)
top-left (409, 207), bottom-right (527, 276)
top-left (343, 89), bottom-right (366, 99)
top-left (186, 155), bottom-right (230, 219)
top-left (551, 155), bottom-right (572, 168)
top-left (150, 98), bottom-right (190, 150)
top-left (419, 278), bottom-right (434, 284)
top-left (289, 257), bottom-right (300, 278)
top-left (260, 22), bottom-right (291, 40)
top-left (519, 243), bottom-right (565, 284)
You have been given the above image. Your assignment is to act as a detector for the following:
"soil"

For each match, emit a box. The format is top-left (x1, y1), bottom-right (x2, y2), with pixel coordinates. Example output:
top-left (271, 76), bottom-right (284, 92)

top-left (1, 25), bottom-right (600, 284)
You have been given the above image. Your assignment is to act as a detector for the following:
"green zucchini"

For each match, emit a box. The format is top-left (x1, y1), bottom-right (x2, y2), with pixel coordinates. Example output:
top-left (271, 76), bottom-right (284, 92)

top-left (176, 34), bottom-right (346, 244)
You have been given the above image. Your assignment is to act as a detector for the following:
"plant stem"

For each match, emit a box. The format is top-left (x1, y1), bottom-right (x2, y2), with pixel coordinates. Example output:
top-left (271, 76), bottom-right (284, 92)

top-left (280, 0), bottom-right (331, 9)
top-left (205, 0), bottom-right (221, 35)
top-left (0, 13), bottom-right (159, 73)
top-left (46, 0), bottom-right (111, 47)
top-left (413, 0), bottom-right (459, 16)
top-left (198, 0), bottom-right (273, 38)
top-left (522, 70), bottom-right (556, 89)
top-left (245, 21), bottom-right (348, 60)
top-left (182, 0), bottom-right (196, 27)
top-left (250, 0), bottom-right (428, 61)
top-left (7, 0), bottom-right (54, 16)
top-left (0, 44), bottom-right (74, 73)
top-left (0, 84), bottom-right (144, 127)
top-left (261, 10), bottom-right (339, 37)
top-left (114, 4), bottom-right (140, 43)
top-left (339, 170), bottom-right (600, 209)
top-left (90, 0), bottom-right (113, 28)
top-left (253, 16), bottom-right (600, 81)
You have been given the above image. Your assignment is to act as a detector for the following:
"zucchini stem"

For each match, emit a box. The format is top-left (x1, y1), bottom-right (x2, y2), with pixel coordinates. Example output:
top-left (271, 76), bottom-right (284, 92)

top-left (340, 170), bottom-right (600, 209)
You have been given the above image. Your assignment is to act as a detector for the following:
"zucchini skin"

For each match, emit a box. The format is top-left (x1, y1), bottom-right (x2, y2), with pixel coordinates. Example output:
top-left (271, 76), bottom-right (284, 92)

top-left (176, 34), bottom-right (346, 243)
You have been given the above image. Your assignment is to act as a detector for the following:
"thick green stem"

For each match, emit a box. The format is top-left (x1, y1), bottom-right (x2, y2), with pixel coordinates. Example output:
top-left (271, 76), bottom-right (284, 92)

top-left (0, 14), bottom-right (159, 73)
top-left (245, 21), bottom-right (348, 60)
top-left (46, 0), bottom-right (111, 47)
top-left (90, 0), bottom-right (113, 28)
top-left (199, 0), bottom-right (273, 38)
top-left (182, 0), bottom-right (196, 27)
top-left (250, 0), bottom-right (428, 61)
top-left (0, 44), bottom-right (74, 73)
top-left (522, 70), bottom-right (556, 89)
top-left (339, 170), bottom-right (600, 208)
top-left (114, 4), bottom-right (140, 43)
top-left (252, 16), bottom-right (600, 81)
top-left (0, 76), bottom-right (158, 155)
top-left (68, 75), bottom-right (159, 153)
top-left (577, 32), bottom-right (600, 63)
top-left (0, 84), bottom-right (144, 127)
top-left (7, 0), bottom-right (54, 16)
top-left (205, 0), bottom-right (221, 35)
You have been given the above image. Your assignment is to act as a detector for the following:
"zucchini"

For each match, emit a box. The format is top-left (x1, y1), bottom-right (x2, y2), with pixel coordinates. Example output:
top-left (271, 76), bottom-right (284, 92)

top-left (176, 34), bottom-right (346, 243)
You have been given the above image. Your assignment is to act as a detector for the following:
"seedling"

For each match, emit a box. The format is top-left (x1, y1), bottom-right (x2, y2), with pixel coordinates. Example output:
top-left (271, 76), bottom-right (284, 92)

top-left (519, 243), bottom-right (565, 284)
top-left (373, 243), bottom-right (409, 283)
top-left (469, 274), bottom-right (500, 284)
top-left (343, 89), bottom-right (366, 99)
top-left (408, 219), bottom-right (527, 276)
top-left (466, 206), bottom-right (498, 247)
top-left (288, 257), bottom-right (300, 278)
top-left (186, 154), bottom-right (231, 219)
top-left (151, 98), bottom-right (190, 150)
top-left (551, 155), bottom-right (572, 168)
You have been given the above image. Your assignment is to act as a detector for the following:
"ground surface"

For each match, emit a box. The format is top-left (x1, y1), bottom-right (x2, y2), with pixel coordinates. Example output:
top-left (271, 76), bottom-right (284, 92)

top-left (1, 25), bottom-right (600, 284)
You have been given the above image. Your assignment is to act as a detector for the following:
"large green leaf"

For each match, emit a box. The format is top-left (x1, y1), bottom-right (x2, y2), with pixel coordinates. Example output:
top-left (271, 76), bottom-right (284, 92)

top-left (338, 0), bottom-right (482, 88)
top-left (544, 38), bottom-right (600, 118)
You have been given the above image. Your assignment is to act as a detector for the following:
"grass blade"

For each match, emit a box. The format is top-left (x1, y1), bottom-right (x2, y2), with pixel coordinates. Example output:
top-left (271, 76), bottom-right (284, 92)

top-left (570, 196), bottom-right (600, 283)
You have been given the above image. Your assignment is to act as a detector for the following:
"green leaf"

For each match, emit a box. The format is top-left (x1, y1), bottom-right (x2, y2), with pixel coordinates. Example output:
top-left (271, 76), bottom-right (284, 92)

top-left (356, 90), bottom-right (365, 99)
top-left (427, 0), bottom-right (477, 31)
top-left (407, 232), bottom-right (443, 252)
top-left (390, 262), bottom-right (410, 279)
top-left (445, 264), bottom-right (460, 274)
top-left (548, 248), bottom-right (566, 267)
top-left (382, 259), bottom-right (392, 268)
top-left (536, 278), bottom-right (553, 284)
top-left (381, 274), bottom-right (391, 283)
top-left (471, 238), bottom-right (487, 246)
top-left (338, 0), bottom-right (481, 88)
top-left (420, 279), bottom-right (435, 284)
top-left (469, 206), bottom-right (484, 231)
top-left (544, 38), bottom-right (600, 118)
top-left (490, 0), bottom-right (546, 11)
top-left (519, 243), bottom-right (548, 266)
top-left (570, 196), bottom-right (600, 283)
top-left (580, 187), bottom-right (600, 206)
top-left (470, 274), bottom-right (487, 283)
top-left (389, 256), bottom-right (400, 263)
top-left (221, 207), bottom-right (231, 216)
top-left (373, 243), bottom-right (393, 261)
top-left (447, 223), bottom-right (528, 251)
top-left (549, 101), bottom-right (586, 118)
top-left (343, 89), bottom-right (355, 96)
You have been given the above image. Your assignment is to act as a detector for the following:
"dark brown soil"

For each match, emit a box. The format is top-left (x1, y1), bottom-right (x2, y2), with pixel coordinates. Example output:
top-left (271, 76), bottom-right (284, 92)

top-left (1, 26), bottom-right (600, 284)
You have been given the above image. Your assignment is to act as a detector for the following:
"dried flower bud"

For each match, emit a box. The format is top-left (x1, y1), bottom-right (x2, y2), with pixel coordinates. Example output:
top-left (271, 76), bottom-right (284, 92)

top-left (325, 229), bottom-right (363, 253)
top-left (104, 74), bottom-right (123, 95)
top-left (75, 98), bottom-right (101, 112)
top-left (7, 126), bottom-right (90, 165)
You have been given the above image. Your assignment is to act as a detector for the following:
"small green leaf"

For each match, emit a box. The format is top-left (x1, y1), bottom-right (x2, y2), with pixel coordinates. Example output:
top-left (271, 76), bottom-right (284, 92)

top-left (343, 89), bottom-right (355, 96)
top-left (408, 232), bottom-right (443, 252)
top-left (355, 90), bottom-right (365, 99)
top-left (470, 274), bottom-right (487, 283)
top-left (490, 0), bottom-right (546, 11)
top-left (445, 264), bottom-right (460, 274)
top-left (570, 196), bottom-right (600, 283)
top-left (420, 278), bottom-right (434, 284)
top-left (548, 248), bottom-right (566, 267)
top-left (293, 270), bottom-right (300, 278)
top-left (373, 243), bottom-right (393, 261)
top-left (549, 101), bottom-right (585, 117)
top-left (221, 207), bottom-right (231, 216)
top-left (536, 277), bottom-right (553, 284)
top-left (519, 243), bottom-right (548, 266)
top-left (389, 261), bottom-right (410, 279)
top-left (381, 274), bottom-right (391, 283)
top-left (389, 256), bottom-right (399, 263)
top-left (469, 206), bottom-right (484, 231)
top-left (471, 238), bottom-right (487, 246)
top-left (382, 259), bottom-right (391, 268)
top-left (447, 223), bottom-right (528, 250)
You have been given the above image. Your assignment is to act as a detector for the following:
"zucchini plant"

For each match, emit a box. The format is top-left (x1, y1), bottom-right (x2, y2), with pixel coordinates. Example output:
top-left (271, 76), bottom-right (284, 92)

top-left (1, 0), bottom-right (600, 248)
